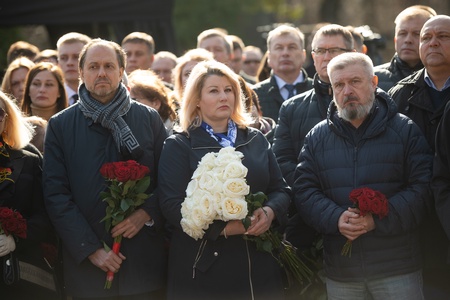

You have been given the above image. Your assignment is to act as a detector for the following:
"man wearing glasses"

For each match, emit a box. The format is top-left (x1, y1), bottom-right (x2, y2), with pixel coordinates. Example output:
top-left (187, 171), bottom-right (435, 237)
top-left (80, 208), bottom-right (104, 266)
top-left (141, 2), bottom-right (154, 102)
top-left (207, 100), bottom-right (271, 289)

top-left (273, 25), bottom-right (354, 281)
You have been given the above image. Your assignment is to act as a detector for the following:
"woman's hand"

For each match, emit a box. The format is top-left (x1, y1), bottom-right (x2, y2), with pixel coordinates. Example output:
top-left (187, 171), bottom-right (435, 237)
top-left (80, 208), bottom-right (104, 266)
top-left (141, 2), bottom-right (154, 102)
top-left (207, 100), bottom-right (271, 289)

top-left (0, 234), bottom-right (16, 257)
top-left (246, 206), bottom-right (274, 236)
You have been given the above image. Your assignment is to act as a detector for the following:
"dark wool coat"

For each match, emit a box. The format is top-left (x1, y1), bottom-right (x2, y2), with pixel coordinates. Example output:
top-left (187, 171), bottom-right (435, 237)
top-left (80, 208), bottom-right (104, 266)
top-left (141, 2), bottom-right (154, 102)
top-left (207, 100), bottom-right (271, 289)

top-left (433, 102), bottom-right (450, 257)
top-left (158, 126), bottom-right (291, 300)
top-left (389, 69), bottom-right (450, 274)
top-left (294, 91), bottom-right (432, 281)
top-left (43, 101), bottom-right (168, 298)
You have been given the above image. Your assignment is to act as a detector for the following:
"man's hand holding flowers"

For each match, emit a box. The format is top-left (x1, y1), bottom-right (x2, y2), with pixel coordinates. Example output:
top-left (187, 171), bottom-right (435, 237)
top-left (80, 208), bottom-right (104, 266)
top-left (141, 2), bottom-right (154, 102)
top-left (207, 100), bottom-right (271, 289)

top-left (111, 208), bottom-right (151, 239)
top-left (339, 208), bottom-right (376, 241)
top-left (89, 208), bottom-right (151, 274)
top-left (88, 247), bottom-right (125, 274)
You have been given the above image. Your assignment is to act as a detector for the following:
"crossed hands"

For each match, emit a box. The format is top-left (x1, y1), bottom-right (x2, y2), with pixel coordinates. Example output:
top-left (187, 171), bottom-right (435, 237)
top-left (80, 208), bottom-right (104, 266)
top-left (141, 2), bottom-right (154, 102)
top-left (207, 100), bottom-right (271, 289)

top-left (338, 207), bottom-right (375, 241)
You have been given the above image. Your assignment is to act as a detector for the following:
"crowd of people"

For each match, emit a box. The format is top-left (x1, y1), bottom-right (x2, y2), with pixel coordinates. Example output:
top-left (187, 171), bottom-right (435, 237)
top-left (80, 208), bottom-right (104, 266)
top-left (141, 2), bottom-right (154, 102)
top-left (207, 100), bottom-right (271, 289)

top-left (0, 4), bottom-right (450, 300)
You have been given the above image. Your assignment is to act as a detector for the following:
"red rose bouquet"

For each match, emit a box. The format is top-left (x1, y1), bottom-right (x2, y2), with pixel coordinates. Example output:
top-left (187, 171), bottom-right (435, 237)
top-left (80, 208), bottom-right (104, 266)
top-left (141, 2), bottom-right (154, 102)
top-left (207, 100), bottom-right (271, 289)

top-left (0, 207), bottom-right (27, 239)
top-left (99, 160), bottom-right (150, 289)
top-left (341, 187), bottom-right (389, 257)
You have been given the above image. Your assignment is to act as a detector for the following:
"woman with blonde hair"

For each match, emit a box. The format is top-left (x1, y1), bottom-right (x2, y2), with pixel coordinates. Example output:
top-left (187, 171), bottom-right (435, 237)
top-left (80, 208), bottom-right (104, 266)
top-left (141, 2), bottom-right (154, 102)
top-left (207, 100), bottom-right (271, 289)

top-left (0, 91), bottom-right (59, 299)
top-left (21, 62), bottom-right (68, 121)
top-left (158, 60), bottom-right (290, 299)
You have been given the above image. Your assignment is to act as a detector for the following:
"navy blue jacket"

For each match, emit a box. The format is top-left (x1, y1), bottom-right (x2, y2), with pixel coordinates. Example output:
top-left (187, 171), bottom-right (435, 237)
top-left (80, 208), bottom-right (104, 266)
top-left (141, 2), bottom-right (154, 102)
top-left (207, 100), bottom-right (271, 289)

top-left (294, 90), bottom-right (432, 281)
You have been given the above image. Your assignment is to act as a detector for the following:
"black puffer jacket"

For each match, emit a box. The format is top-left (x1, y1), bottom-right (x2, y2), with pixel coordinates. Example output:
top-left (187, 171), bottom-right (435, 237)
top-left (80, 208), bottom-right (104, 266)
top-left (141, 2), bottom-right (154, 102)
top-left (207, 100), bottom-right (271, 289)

top-left (294, 90), bottom-right (432, 281)
top-left (374, 54), bottom-right (423, 92)
top-left (273, 73), bottom-right (332, 187)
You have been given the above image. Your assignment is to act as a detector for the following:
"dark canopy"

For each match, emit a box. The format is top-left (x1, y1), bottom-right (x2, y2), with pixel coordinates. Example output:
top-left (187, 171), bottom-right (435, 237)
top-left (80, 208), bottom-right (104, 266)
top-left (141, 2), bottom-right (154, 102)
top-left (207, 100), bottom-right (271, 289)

top-left (0, 0), bottom-right (176, 52)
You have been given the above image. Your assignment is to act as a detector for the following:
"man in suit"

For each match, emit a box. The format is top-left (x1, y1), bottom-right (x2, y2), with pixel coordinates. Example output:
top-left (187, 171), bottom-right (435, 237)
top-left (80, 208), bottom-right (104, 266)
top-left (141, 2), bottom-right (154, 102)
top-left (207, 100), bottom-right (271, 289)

top-left (252, 24), bottom-right (313, 123)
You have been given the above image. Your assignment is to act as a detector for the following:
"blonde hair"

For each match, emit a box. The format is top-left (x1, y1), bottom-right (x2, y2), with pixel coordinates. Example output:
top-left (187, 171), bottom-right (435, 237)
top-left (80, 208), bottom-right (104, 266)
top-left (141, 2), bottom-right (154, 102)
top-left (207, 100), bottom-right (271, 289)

top-left (179, 60), bottom-right (251, 132)
top-left (0, 91), bottom-right (34, 150)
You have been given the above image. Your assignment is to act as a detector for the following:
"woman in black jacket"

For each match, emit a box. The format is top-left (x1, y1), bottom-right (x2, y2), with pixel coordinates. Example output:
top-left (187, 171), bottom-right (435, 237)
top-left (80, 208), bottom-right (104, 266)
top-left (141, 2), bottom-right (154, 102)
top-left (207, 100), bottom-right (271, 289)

top-left (158, 60), bottom-right (291, 300)
top-left (0, 91), bottom-right (59, 299)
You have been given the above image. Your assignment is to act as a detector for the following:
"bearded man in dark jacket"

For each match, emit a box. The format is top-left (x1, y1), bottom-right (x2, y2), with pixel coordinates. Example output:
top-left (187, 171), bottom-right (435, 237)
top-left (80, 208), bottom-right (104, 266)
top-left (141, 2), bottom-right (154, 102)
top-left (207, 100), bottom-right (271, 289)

top-left (374, 6), bottom-right (434, 92)
top-left (295, 53), bottom-right (432, 299)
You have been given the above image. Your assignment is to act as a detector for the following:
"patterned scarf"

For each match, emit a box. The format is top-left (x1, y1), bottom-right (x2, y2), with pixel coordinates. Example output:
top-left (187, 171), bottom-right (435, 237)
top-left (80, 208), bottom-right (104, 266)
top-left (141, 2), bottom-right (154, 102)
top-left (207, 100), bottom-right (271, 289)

top-left (200, 120), bottom-right (237, 147)
top-left (0, 139), bottom-right (14, 185)
top-left (78, 83), bottom-right (141, 156)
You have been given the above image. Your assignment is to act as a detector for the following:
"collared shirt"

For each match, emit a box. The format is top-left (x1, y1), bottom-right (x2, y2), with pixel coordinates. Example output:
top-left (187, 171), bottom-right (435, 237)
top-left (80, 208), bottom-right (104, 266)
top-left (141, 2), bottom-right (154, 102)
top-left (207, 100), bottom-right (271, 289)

top-left (424, 70), bottom-right (450, 91)
top-left (274, 72), bottom-right (305, 100)
top-left (65, 83), bottom-right (78, 105)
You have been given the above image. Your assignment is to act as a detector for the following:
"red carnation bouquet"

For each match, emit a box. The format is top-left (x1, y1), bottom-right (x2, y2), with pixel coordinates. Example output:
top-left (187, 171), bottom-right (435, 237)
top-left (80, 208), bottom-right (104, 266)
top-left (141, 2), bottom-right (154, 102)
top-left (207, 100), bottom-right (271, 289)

top-left (0, 207), bottom-right (27, 239)
top-left (341, 187), bottom-right (389, 257)
top-left (99, 160), bottom-right (151, 289)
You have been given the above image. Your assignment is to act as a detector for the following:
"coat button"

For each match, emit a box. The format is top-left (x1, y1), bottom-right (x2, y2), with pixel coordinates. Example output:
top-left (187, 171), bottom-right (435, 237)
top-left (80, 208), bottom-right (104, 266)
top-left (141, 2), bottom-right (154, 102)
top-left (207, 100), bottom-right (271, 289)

top-left (214, 252), bottom-right (219, 256)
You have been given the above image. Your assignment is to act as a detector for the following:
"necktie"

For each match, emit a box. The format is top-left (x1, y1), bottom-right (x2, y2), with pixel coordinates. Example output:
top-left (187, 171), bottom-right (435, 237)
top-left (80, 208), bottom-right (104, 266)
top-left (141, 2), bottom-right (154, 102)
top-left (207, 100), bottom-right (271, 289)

top-left (285, 84), bottom-right (295, 99)
top-left (72, 94), bottom-right (79, 104)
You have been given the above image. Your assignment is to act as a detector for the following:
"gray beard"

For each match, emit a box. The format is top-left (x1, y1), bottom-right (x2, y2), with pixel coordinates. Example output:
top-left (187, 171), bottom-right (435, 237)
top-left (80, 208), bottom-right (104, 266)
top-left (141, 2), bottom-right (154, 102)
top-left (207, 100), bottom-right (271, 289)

top-left (337, 100), bottom-right (373, 122)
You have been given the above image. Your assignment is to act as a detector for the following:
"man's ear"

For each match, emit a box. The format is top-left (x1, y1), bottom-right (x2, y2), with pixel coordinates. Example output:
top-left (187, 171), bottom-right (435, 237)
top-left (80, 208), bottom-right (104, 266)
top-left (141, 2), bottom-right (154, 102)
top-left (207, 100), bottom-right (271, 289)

top-left (372, 75), bottom-right (379, 87)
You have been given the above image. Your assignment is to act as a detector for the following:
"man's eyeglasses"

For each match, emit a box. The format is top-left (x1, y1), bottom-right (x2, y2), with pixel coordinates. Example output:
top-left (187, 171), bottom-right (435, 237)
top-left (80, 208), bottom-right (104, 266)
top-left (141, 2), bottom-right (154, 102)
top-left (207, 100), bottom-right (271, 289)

top-left (0, 108), bottom-right (8, 123)
top-left (312, 47), bottom-right (350, 56)
top-left (244, 60), bottom-right (260, 65)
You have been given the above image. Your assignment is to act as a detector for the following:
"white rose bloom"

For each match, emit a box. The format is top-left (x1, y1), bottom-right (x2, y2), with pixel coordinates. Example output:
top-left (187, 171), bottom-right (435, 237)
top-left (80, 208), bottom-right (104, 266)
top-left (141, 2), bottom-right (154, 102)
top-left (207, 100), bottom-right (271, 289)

top-left (181, 218), bottom-right (205, 240)
top-left (221, 197), bottom-right (248, 220)
top-left (198, 170), bottom-right (221, 192)
top-left (192, 190), bottom-right (216, 221)
top-left (222, 161), bottom-right (248, 180)
top-left (223, 178), bottom-right (250, 197)
top-left (185, 180), bottom-right (198, 197)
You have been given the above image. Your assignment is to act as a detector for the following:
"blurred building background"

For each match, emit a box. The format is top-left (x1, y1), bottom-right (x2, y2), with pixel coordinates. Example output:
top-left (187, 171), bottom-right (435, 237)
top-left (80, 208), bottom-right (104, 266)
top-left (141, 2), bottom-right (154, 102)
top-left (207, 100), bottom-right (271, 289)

top-left (0, 0), bottom-right (449, 72)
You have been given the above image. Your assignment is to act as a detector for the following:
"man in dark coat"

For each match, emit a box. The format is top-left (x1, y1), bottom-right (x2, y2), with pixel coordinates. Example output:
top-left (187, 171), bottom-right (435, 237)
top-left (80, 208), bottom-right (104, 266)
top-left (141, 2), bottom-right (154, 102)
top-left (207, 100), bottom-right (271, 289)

top-left (374, 6), bottom-right (435, 92)
top-left (389, 15), bottom-right (450, 300)
top-left (252, 24), bottom-right (313, 123)
top-left (43, 39), bottom-right (167, 299)
top-left (295, 52), bottom-right (432, 299)
top-left (274, 23), bottom-right (355, 250)
top-left (273, 24), bottom-right (355, 299)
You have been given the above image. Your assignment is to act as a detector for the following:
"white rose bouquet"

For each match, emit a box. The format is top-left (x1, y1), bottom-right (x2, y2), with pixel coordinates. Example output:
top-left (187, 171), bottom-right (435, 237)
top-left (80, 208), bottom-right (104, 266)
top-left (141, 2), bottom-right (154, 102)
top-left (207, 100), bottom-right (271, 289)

top-left (180, 147), bottom-right (313, 285)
